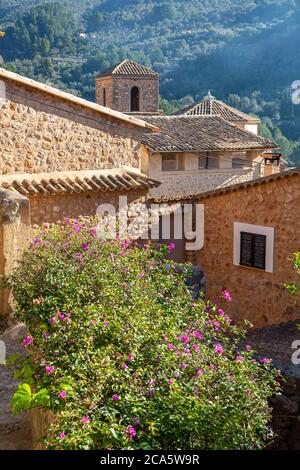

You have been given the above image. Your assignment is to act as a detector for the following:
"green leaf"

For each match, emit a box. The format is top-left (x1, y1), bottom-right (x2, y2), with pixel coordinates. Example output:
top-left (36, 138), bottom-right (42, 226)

top-left (32, 388), bottom-right (51, 408)
top-left (11, 383), bottom-right (32, 416)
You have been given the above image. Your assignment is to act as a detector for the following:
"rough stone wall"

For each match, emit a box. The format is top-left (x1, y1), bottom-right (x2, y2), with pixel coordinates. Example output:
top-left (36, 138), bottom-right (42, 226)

top-left (29, 189), bottom-right (145, 226)
top-left (0, 78), bottom-right (143, 175)
top-left (96, 77), bottom-right (159, 114)
top-left (95, 77), bottom-right (114, 108)
top-left (195, 174), bottom-right (300, 327)
top-left (0, 189), bottom-right (31, 318)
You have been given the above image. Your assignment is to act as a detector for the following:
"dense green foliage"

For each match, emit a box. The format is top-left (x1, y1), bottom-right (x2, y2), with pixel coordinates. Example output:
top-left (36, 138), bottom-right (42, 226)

top-left (1, 0), bottom-right (300, 162)
top-left (7, 218), bottom-right (280, 450)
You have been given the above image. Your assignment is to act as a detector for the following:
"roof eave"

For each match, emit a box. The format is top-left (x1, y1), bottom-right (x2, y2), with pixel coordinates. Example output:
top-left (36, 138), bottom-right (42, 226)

top-left (0, 67), bottom-right (157, 132)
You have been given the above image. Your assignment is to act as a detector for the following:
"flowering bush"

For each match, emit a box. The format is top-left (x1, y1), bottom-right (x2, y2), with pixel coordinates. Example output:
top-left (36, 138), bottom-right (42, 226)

top-left (285, 252), bottom-right (300, 297)
top-left (7, 218), bottom-right (280, 450)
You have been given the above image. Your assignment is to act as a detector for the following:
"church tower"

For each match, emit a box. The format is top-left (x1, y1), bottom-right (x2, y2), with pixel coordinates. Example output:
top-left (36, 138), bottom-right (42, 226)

top-left (95, 59), bottom-right (160, 114)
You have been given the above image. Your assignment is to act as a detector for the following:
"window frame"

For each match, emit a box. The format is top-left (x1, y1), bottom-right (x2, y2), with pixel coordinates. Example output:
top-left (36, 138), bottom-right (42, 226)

top-left (198, 155), bottom-right (220, 170)
top-left (161, 154), bottom-right (184, 172)
top-left (233, 222), bottom-right (275, 273)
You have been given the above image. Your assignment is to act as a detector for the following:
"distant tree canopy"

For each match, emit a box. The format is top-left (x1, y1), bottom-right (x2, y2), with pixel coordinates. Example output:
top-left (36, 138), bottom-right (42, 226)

top-left (1, 0), bottom-right (300, 163)
top-left (0, 3), bottom-right (78, 60)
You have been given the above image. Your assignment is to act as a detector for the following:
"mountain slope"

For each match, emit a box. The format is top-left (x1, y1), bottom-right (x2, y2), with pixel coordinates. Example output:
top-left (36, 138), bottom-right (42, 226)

top-left (1, 0), bottom-right (300, 161)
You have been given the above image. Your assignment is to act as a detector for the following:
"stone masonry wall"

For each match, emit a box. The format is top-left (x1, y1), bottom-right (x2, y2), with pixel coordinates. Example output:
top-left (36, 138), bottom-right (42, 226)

top-left (196, 174), bottom-right (300, 328)
top-left (0, 188), bottom-right (31, 318)
top-left (0, 78), bottom-right (144, 175)
top-left (29, 189), bottom-right (145, 226)
top-left (96, 77), bottom-right (159, 114)
top-left (95, 77), bottom-right (114, 109)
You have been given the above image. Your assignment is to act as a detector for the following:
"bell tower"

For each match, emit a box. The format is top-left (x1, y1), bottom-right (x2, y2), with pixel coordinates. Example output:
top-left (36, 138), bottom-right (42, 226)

top-left (95, 59), bottom-right (160, 114)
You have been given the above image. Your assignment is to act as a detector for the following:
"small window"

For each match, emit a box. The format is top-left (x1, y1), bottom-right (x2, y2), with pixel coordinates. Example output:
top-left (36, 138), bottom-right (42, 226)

top-left (234, 223), bottom-right (274, 273)
top-left (130, 86), bottom-right (140, 112)
top-left (240, 232), bottom-right (266, 270)
top-left (198, 156), bottom-right (219, 169)
top-left (162, 154), bottom-right (183, 171)
top-left (103, 88), bottom-right (106, 107)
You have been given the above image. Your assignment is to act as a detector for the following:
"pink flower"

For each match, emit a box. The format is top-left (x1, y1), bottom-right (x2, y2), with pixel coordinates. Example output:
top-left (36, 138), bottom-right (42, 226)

top-left (81, 416), bottom-right (90, 425)
top-left (196, 368), bottom-right (204, 377)
top-left (167, 343), bottom-right (176, 350)
top-left (192, 344), bottom-right (199, 352)
top-left (148, 379), bottom-right (155, 386)
top-left (167, 379), bottom-right (174, 385)
top-left (34, 238), bottom-right (42, 244)
top-left (222, 290), bottom-right (232, 302)
top-left (137, 272), bottom-right (144, 279)
top-left (59, 432), bottom-right (65, 440)
top-left (58, 311), bottom-right (65, 320)
top-left (72, 252), bottom-right (83, 259)
top-left (168, 243), bottom-right (176, 252)
top-left (112, 394), bottom-right (120, 401)
top-left (192, 331), bottom-right (202, 341)
top-left (124, 425), bottom-right (137, 440)
top-left (44, 332), bottom-right (50, 339)
top-left (178, 335), bottom-right (190, 344)
top-left (148, 389), bottom-right (156, 395)
top-left (58, 390), bottom-right (67, 399)
top-left (121, 363), bottom-right (128, 369)
top-left (260, 357), bottom-right (271, 364)
top-left (213, 321), bottom-right (221, 330)
top-left (23, 335), bottom-right (33, 346)
top-left (49, 317), bottom-right (56, 325)
top-left (218, 309), bottom-right (225, 316)
top-left (128, 353), bottom-right (135, 360)
top-left (235, 355), bottom-right (244, 361)
top-left (45, 365), bottom-right (55, 374)
top-left (81, 243), bottom-right (89, 252)
top-left (179, 363), bottom-right (188, 369)
top-left (245, 345), bottom-right (252, 351)
top-left (214, 344), bottom-right (224, 355)
top-left (103, 321), bottom-right (110, 326)
top-left (133, 417), bottom-right (140, 425)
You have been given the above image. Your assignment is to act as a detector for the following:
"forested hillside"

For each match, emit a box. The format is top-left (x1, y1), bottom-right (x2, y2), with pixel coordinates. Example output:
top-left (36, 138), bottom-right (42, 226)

top-left (1, 0), bottom-right (300, 163)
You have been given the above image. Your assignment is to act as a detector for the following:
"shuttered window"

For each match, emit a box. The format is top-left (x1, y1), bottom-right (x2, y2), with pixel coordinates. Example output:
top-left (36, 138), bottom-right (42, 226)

top-left (240, 232), bottom-right (266, 270)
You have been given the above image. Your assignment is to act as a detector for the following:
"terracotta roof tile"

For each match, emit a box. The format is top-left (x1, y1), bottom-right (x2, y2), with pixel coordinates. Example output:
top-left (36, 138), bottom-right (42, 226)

top-left (97, 59), bottom-right (159, 78)
top-left (141, 115), bottom-right (276, 153)
top-left (0, 168), bottom-right (160, 197)
top-left (175, 99), bottom-right (260, 123)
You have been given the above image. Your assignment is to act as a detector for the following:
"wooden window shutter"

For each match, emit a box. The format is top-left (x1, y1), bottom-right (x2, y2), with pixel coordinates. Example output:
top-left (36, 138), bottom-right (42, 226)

top-left (240, 232), bottom-right (266, 270)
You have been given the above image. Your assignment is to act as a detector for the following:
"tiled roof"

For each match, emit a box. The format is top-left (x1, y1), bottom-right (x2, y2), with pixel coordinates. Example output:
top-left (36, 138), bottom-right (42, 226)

top-left (195, 167), bottom-right (300, 200)
top-left (0, 68), bottom-right (157, 131)
top-left (141, 115), bottom-right (276, 153)
top-left (175, 99), bottom-right (260, 123)
top-left (97, 59), bottom-right (159, 78)
top-left (0, 168), bottom-right (160, 197)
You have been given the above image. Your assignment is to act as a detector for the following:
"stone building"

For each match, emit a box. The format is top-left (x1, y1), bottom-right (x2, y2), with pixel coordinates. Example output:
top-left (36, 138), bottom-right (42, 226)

top-left (95, 59), bottom-right (160, 114)
top-left (140, 114), bottom-right (277, 199)
top-left (0, 66), bottom-right (161, 318)
top-left (95, 59), bottom-right (282, 198)
top-left (194, 168), bottom-right (300, 327)
top-left (0, 67), bottom-right (158, 176)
